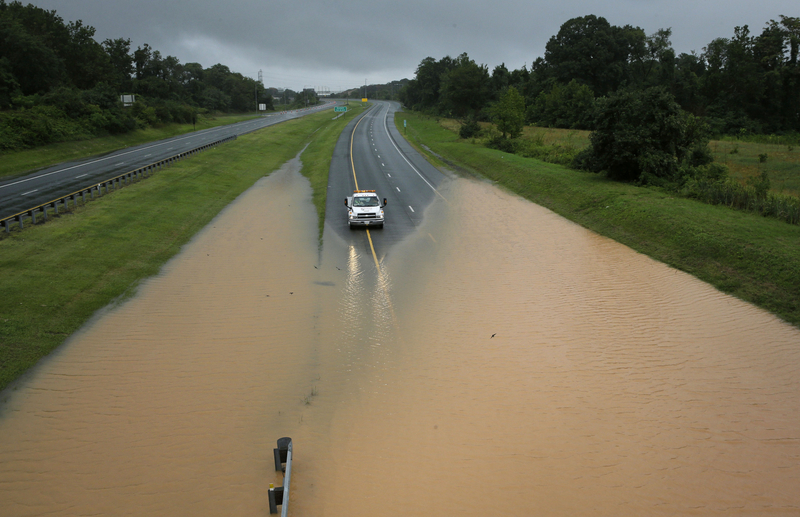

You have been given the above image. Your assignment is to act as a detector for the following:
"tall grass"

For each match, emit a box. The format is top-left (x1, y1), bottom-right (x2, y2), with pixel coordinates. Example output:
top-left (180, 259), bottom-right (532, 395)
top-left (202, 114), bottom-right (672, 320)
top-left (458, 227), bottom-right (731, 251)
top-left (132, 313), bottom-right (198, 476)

top-left (719, 132), bottom-right (800, 147)
top-left (687, 178), bottom-right (800, 225)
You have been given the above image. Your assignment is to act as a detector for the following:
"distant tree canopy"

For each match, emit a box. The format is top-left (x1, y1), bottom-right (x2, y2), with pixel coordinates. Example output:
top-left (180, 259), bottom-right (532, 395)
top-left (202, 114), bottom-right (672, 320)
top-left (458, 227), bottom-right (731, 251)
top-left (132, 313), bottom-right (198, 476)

top-left (0, 0), bottom-right (274, 150)
top-left (399, 14), bottom-right (800, 136)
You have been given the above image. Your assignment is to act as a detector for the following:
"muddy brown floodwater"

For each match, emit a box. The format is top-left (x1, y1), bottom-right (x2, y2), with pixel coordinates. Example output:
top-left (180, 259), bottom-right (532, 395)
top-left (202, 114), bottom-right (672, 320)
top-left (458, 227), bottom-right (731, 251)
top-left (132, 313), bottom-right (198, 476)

top-left (1, 156), bottom-right (799, 517)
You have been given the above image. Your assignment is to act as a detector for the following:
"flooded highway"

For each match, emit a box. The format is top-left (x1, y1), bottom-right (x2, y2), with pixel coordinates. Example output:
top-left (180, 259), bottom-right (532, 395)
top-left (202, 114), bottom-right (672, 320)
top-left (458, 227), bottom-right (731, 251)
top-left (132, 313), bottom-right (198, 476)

top-left (1, 159), bottom-right (799, 516)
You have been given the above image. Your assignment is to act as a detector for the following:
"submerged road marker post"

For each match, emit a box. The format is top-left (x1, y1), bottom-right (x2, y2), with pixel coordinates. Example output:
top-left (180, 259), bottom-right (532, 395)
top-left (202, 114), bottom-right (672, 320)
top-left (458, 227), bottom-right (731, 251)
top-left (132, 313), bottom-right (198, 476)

top-left (269, 437), bottom-right (293, 516)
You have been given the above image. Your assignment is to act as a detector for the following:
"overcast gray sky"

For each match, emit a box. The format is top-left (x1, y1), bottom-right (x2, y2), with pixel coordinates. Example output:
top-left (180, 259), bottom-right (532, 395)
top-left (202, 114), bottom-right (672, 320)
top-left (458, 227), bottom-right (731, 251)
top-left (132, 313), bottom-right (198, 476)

top-left (30, 0), bottom-right (798, 92)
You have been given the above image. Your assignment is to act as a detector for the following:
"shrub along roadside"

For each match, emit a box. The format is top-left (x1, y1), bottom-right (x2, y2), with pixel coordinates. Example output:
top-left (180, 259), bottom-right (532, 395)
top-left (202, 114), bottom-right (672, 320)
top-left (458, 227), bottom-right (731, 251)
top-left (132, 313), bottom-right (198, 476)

top-left (0, 106), bottom-right (353, 392)
top-left (395, 110), bottom-right (800, 328)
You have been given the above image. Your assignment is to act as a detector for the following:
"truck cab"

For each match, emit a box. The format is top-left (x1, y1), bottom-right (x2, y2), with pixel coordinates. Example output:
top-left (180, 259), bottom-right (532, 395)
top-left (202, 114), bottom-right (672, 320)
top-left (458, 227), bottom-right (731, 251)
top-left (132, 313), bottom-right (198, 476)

top-left (344, 190), bottom-right (387, 228)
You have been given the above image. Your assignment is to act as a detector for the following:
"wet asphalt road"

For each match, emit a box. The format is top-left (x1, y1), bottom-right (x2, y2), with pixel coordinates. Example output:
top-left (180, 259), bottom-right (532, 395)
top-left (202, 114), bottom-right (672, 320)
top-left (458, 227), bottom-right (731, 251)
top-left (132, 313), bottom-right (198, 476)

top-left (0, 102), bottom-right (336, 220)
top-left (325, 101), bottom-right (448, 259)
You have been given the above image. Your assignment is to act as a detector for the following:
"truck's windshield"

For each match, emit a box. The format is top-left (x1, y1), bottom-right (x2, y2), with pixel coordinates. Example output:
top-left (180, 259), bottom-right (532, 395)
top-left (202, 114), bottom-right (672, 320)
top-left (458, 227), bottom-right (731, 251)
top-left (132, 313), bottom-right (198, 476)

top-left (353, 196), bottom-right (380, 207)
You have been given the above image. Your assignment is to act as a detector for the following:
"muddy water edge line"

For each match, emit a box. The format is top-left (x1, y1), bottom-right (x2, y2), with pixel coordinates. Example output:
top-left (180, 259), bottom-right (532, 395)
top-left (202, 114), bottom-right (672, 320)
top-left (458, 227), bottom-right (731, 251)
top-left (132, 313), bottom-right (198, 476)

top-left (302, 177), bottom-right (800, 516)
top-left (2, 118), bottom-right (798, 516)
top-left (0, 106), bottom-right (361, 393)
top-left (0, 154), bottom-right (335, 516)
top-left (394, 111), bottom-right (800, 328)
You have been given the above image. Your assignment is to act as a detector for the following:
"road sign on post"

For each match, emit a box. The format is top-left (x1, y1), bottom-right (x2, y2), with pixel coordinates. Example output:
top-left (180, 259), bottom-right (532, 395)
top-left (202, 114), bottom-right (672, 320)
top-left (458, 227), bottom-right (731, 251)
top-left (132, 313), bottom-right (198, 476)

top-left (334, 106), bottom-right (347, 112)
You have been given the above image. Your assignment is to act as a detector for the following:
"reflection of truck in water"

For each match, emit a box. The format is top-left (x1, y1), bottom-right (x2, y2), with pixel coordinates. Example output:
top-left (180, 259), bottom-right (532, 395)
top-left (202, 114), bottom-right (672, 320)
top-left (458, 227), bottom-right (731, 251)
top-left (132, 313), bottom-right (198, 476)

top-left (344, 190), bottom-right (387, 228)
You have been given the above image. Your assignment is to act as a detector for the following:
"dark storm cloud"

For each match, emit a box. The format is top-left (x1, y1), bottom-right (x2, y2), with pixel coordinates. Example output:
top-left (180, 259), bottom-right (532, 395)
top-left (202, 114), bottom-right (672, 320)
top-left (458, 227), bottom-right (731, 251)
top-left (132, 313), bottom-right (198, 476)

top-left (29, 0), bottom-right (799, 90)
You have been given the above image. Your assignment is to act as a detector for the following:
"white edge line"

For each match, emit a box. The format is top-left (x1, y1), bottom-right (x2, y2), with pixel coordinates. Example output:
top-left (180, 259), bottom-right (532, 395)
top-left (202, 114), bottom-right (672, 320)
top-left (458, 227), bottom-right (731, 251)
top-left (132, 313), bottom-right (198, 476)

top-left (0, 123), bottom-right (231, 191)
top-left (382, 105), bottom-right (439, 194)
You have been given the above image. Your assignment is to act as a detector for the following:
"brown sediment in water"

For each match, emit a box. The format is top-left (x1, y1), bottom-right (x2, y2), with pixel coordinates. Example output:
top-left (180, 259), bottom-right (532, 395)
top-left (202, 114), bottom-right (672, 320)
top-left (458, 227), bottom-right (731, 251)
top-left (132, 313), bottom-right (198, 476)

top-left (304, 178), bottom-right (800, 516)
top-left (0, 156), bottom-right (328, 516)
top-left (1, 163), bottom-right (799, 516)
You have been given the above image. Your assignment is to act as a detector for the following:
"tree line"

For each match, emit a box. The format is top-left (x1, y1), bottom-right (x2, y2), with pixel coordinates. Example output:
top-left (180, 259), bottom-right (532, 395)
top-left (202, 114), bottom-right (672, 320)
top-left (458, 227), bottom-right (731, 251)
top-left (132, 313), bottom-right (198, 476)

top-left (399, 14), bottom-right (800, 136)
top-left (399, 14), bottom-right (800, 223)
top-left (0, 1), bottom-right (278, 150)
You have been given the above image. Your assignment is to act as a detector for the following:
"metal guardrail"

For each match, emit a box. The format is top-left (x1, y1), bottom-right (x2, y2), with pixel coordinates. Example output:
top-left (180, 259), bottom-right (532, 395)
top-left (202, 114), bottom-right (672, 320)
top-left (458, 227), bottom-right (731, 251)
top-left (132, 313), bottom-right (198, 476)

top-left (1, 135), bottom-right (237, 234)
top-left (269, 437), bottom-right (293, 516)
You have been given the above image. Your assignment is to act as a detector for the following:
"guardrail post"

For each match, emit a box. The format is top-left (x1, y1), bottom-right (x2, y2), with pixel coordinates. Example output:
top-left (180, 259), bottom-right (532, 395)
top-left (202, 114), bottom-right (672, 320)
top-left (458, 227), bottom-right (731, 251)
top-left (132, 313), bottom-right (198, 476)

top-left (269, 437), bottom-right (292, 516)
top-left (17, 215), bottom-right (23, 229)
top-left (3, 219), bottom-right (9, 233)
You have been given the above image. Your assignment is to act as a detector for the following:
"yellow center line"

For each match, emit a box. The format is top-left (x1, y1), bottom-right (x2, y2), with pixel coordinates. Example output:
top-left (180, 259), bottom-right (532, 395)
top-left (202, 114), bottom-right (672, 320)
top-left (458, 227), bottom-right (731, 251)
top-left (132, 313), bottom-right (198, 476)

top-left (366, 229), bottom-right (381, 271)
top-left (349, 109), bottom-right (384, 272)
top-left (347, 106), bottom-right (403, 331)
top-left (349, 109), bottom-right (369, 192)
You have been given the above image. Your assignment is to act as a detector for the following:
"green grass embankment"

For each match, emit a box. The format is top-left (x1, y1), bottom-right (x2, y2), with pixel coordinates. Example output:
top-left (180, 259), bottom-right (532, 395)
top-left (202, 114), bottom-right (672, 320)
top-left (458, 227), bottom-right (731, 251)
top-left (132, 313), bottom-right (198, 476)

top-left (0, 113), bottom-right (262, 180)
top-left (0, 105), bottom-right (363, 392)
top-left (395, 111), bottom-right (800, 328)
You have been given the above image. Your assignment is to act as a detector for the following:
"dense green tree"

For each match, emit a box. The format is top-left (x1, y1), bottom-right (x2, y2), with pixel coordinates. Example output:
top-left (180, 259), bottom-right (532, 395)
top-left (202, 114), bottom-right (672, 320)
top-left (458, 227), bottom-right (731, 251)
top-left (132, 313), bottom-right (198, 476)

top-left (490, 86), bottom-right (526, 138)
top-left (0, 56), bottom-right (19, 106)
top-left (577, 87), bottom-right (711, 182)
top-left (640, 28), bottom-right (676, 88)
top-left (62, 20), bottom-right (111, 90)
top-left (102, 37), bottom-right (134, 91)
top-left (438, 53), bottom-right (491, 118)
top-left (543, 15), bottom-right (646, 96)
top-left (0, 16), bottom-right (63, 97)
top-left (672, 52), bottom-right (705, 115)
top-left (490, 63), bottom-right (511, 99)
top-left (399, 55), bottom-right (456, 111)
top-left (528, 80), bottom-right (595, 129)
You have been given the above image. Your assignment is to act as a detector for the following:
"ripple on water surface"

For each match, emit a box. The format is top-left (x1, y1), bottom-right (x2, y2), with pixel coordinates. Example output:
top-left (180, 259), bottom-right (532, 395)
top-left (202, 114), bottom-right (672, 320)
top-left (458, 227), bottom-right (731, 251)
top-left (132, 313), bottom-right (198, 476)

top-left (1, 165), bottom-right (798, 517)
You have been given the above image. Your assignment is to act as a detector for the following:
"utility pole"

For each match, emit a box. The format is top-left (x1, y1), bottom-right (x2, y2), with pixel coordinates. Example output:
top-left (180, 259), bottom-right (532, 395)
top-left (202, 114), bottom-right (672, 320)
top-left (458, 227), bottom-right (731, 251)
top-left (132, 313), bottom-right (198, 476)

top-left (255, 69), bottom-right (263, 114)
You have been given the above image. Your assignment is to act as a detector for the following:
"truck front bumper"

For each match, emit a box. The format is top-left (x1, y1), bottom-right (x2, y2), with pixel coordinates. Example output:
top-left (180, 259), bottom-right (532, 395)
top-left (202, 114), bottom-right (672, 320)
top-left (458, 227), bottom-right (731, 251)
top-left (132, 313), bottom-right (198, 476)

top-left (348, 217), bottom-right (384, 227)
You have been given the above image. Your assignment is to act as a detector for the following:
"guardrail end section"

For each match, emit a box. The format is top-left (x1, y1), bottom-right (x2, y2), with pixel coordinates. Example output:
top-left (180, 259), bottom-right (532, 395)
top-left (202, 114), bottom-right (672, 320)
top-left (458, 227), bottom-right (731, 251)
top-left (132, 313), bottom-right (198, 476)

top-left (274, 437), bottom-right (292, 472)
top-left (269, 437), bottom-right (292, 515)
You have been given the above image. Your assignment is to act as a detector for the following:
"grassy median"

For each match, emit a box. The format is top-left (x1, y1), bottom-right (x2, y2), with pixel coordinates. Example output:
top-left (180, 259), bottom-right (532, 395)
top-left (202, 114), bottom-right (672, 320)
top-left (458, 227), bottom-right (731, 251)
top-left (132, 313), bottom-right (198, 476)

top-left (0, 105), bottom-right (364, 392)
top-left (395, 111), bottom-right (800, 328)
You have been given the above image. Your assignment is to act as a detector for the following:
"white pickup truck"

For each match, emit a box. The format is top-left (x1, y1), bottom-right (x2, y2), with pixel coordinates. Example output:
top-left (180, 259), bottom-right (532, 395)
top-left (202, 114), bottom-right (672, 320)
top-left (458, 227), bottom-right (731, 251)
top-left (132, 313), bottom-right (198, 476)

top-left (344, 190), bottom-right (387, 228)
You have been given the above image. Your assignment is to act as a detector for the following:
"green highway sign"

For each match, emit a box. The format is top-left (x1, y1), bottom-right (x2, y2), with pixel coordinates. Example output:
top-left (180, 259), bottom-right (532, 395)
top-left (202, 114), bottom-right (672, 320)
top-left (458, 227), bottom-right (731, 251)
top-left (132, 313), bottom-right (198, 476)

top-left (334, 106), bottom-right (348, 112)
